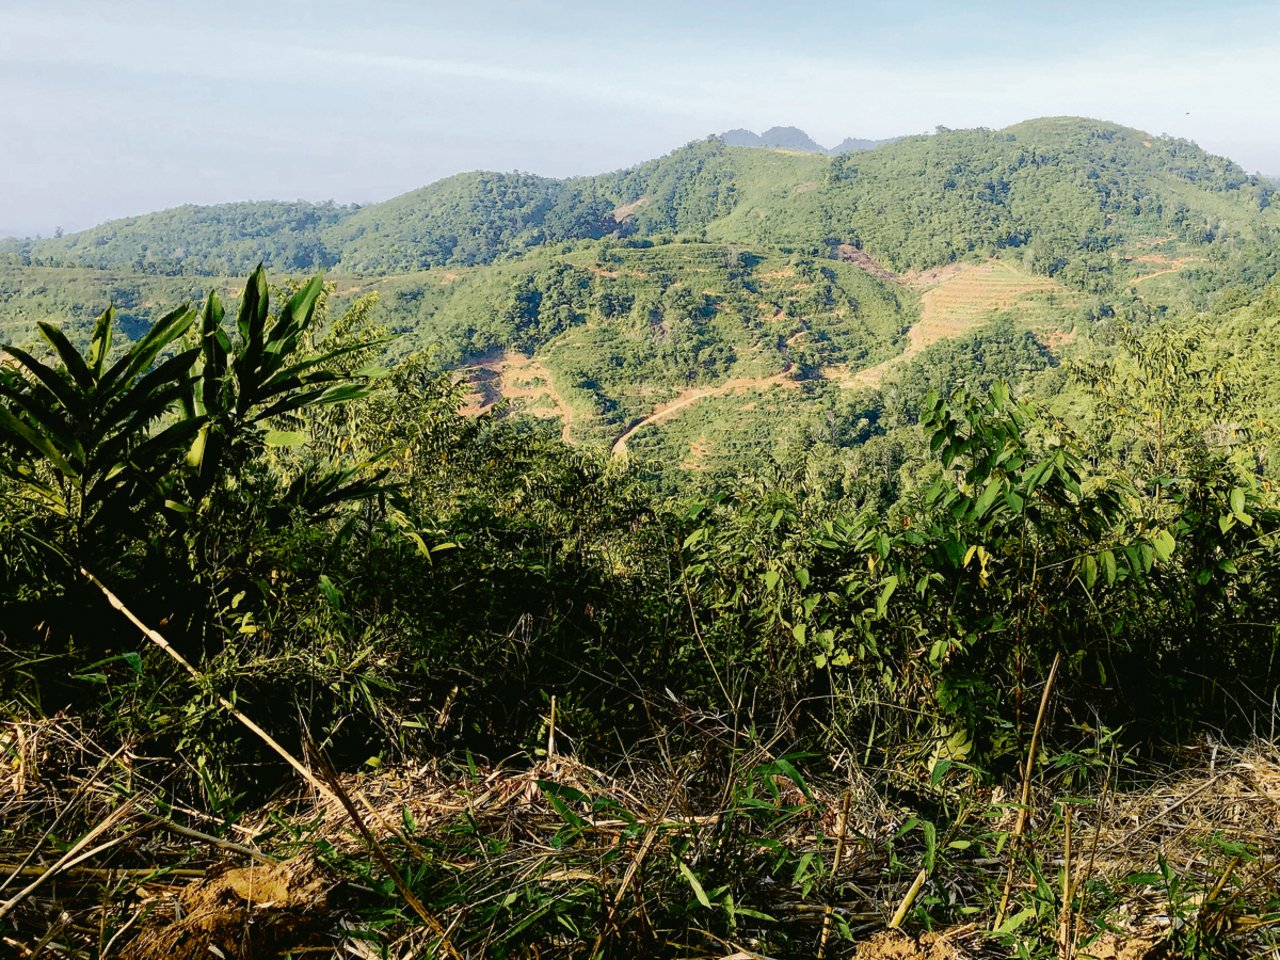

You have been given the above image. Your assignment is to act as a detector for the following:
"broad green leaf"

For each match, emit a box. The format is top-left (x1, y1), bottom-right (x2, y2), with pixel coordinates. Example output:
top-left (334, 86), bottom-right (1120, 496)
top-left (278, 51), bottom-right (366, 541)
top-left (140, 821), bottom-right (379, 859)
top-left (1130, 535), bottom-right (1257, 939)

top-left (876, 575), bottom-right (898, 617)
top-left (675, 859), bottom-right (712, 909)
top-left (1081, 554), bottom-right (1097, 590)
top-left (87, 307), bottom-right (115, 379)
top-left (264, 430), bottom-right (309, 447)
top-left (1099, 549), bottom-right (1117, 586)
top-left (1229, 487), bottom-right (1246, 517)
top-left (771, 757), bottom-right (814, 801)
top-left (1151, 529), bottom-right (1176, 563)
top-left (37, 322), bottom-right (95, 393)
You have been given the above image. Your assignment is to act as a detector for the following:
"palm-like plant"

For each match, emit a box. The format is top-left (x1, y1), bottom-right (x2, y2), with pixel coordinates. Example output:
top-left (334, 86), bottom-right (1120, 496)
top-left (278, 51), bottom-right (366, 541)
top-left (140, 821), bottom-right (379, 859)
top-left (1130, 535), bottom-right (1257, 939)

top-left (186, 267), bottom-right (387, 514)
top-left (0, 303), bottom-right (201, 554)
top-left (0, 266), bottom-right (386, 568)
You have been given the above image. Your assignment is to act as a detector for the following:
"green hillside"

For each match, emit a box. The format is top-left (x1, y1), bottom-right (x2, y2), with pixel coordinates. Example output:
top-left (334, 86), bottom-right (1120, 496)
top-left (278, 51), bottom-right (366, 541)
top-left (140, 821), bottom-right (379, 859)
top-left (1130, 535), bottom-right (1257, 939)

top-left (7, 114), bottom-right (1280, 958)
top-left (6, 200), bottom-right (354, 275)
top-left (2, 117), bottom-right (1276, 477)
top-left (14, 119), bottom-right (1274, 301)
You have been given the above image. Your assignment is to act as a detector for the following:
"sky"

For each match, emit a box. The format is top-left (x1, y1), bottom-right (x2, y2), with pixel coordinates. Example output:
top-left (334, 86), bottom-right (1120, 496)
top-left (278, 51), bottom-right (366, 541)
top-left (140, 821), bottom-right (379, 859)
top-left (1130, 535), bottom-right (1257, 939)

top-left (2, 0), bottom-right (1278, 235)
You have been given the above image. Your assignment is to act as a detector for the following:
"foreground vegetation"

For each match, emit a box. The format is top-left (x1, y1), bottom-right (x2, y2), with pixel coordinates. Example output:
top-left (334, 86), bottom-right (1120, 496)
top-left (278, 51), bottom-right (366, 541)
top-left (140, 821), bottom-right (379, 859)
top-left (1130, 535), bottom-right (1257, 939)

top-left (2, 262), bottom-right (1279, 957)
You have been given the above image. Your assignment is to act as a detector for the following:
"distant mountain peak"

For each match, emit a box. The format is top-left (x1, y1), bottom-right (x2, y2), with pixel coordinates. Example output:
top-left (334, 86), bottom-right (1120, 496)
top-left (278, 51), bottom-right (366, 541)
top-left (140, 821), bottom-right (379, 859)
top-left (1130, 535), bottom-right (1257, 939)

top-left (716, 126), bottom-right (901, 155)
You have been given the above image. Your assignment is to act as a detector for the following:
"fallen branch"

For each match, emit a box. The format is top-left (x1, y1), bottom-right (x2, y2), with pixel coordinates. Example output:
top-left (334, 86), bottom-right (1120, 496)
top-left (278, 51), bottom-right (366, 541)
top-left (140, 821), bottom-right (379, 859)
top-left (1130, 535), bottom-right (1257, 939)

top-left (82, 567), bottom-right (337, 805)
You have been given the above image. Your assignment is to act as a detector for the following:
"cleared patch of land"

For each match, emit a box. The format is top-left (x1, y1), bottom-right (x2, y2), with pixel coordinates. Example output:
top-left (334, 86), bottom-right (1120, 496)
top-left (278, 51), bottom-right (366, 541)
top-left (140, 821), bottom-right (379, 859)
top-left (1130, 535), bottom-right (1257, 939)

top-left (1127, 253), bottom-right (1205, 284)
top-left (460, 349), bottom-right (576, 443)
top-left (833, 260), bottom-right (1063, 389)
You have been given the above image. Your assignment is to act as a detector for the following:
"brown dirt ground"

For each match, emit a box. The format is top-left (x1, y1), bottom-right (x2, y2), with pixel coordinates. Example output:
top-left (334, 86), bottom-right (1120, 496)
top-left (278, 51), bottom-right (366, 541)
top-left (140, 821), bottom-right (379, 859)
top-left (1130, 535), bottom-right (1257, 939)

top-left (120, 858), bottom-right (334, 960)
top-left (458, 350), bottom-right (575, 443)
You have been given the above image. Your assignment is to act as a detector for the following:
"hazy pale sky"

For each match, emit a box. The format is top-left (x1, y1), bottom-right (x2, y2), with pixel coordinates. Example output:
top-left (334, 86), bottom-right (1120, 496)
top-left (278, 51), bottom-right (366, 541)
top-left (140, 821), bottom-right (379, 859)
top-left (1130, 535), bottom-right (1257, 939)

top-left (2, 0), bottom-right (1278, 235)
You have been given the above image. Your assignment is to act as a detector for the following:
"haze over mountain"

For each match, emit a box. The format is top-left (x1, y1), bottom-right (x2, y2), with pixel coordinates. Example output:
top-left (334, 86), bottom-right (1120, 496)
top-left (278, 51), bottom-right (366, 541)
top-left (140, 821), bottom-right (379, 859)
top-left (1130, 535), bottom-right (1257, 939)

top-left (8, 5), bottom-right (1280, 956)
top-left (4, 1), bottom-right (1278, 234)
top-left (8, 118), bottom-right (1271, 286)
top-left (5, 114), bottom-right (1277, 472)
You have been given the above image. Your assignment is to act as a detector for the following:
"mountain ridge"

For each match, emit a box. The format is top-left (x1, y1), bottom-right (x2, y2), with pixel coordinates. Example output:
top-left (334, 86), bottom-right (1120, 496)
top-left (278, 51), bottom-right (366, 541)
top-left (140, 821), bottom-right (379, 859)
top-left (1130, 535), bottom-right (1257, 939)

top-left (717, 126), bottom-right (902, 154)
top-left (4, 118), bottom-right (1274, 312)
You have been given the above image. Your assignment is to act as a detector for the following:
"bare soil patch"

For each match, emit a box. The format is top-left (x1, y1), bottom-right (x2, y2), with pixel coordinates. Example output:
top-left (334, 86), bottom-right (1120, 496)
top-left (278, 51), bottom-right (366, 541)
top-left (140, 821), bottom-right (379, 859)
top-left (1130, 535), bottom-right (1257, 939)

top-left (834, 244), bottom-right (904, 285)
top-left (853, 928), bottom-right (972, 960)
top-left (612, 197), bottom-right (649, 222)
top-left (121, 859), bottom-right (333, 960)
top-left (458, 350), bottom-right (575, 442)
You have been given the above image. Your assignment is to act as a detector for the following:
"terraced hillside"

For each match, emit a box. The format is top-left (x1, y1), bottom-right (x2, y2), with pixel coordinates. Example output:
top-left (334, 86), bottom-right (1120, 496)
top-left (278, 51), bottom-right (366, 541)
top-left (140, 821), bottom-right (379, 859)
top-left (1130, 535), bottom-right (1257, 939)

top-left (3, 116), bottom-right (1276, 486)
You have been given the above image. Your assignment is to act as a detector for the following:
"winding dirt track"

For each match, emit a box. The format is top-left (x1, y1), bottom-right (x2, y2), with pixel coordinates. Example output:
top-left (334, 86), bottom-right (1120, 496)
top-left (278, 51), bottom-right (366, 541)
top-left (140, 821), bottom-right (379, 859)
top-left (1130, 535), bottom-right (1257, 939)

top-left (462, 258), bottom-right (1072, 459)
top-left (610, 373), bottom-right (798, 458)
top-left (1131, 257), bottom-right (1204, 285)
top-left (610, 259), bottom-right (1068, 456)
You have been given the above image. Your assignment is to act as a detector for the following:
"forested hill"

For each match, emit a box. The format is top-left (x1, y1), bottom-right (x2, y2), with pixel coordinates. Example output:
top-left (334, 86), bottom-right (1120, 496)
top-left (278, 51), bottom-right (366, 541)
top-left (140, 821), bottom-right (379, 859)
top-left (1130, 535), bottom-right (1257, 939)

top-left (9, 118), bottom-right (1276, 288)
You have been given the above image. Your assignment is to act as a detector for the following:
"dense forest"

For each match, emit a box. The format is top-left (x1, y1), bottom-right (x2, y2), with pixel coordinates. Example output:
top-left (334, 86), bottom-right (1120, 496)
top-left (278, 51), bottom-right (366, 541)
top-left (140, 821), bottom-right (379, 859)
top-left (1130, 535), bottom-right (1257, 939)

top-left (2, 118), bottom-right (1280, 959)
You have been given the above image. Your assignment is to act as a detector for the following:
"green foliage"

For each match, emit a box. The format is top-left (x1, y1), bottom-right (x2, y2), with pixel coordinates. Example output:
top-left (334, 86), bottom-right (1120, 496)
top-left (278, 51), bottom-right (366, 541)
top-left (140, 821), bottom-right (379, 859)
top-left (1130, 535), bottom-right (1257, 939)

top-left (328, 171), bottom-right (616, 272)
top-left (15, 118), bottom-right (1273, 302)
top-left (17, 201), bottom-right (352, 275)
top-left (0, 301), bottom-right (200, 555)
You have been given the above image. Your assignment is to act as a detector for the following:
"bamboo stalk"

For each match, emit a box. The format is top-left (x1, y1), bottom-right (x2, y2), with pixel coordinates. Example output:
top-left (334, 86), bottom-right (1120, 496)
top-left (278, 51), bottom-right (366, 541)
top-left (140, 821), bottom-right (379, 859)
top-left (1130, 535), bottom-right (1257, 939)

top-left (310, 749), bottom-right (463, 960)
top-left (818, 790), bottom-right (854, 959)
top-left (1058, 802), bottom-right (1074, 960)
top-left (0, 865), bottom-right (206, 879)
top-left (888, 867), bottom-right (928, 929)
top-left (993, 651), bottom-right (1061, 932)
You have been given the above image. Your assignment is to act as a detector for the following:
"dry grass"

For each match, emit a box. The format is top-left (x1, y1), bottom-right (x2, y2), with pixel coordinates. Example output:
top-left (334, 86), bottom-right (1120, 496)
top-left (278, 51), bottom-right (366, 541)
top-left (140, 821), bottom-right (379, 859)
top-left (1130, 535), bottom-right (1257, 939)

top-left (4, 715), bottom-right (1279, 958)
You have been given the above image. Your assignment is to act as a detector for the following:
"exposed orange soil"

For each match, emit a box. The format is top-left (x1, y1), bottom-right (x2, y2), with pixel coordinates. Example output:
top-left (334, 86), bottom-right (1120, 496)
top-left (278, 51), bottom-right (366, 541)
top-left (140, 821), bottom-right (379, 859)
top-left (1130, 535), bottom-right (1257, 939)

top-left (609, 258), bottom-right (1068, 455)
top-left (612, 197), bottom-right (649, 222)
top-left (610, 372), bottom-right (799, 458)
top-left (459, 350), bottom-right (575, 443)
top-left (1041, 326), bottom-right (1079, 352)
top-left (834, 244), bottom-right (903, 285)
